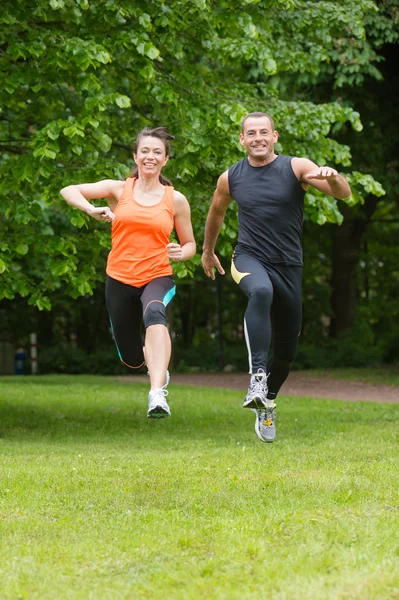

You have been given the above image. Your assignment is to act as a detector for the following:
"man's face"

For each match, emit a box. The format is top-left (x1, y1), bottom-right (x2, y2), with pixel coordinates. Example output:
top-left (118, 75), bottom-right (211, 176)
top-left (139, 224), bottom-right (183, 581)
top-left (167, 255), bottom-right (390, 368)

top-left (240, 117), bottom-right (278, 161)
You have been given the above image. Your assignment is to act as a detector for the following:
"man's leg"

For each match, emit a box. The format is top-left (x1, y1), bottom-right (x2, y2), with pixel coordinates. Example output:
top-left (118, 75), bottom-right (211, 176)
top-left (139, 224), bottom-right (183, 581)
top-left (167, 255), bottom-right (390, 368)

top-left (267, 265), bottom-right (303, 400)
top-left (231, 253), bottom-right (273, 409)
top-left (232, 253), bottom-right (273, 373)
top-left (250, 265), bottom-right (302, 443)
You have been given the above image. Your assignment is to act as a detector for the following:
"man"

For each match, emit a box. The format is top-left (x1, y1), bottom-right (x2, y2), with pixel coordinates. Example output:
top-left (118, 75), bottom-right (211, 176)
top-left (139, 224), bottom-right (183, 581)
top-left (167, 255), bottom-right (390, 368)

top-left (201, 112), bottom-right (351, 443)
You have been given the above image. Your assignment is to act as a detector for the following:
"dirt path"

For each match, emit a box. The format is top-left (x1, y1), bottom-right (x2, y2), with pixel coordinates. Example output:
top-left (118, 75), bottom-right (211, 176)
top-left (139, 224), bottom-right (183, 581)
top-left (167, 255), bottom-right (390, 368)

top-left (121, 372), bottom-right (399, 404)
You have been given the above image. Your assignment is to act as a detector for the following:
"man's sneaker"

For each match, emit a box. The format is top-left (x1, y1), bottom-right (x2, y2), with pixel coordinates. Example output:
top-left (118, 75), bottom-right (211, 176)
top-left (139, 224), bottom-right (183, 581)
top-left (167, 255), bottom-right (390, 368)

top-left (243, 369), bottom-right (268, 409)
top-left (252, 403), bottom-right (276, 443)
top-left (147, 386), bottom-right (171, 419)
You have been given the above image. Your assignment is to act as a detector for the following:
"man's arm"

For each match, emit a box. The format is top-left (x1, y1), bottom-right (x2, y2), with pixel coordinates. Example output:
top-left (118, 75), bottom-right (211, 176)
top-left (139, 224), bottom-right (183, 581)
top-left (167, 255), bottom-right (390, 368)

top-left (202, 171), bottom-right (233, 279)
top-left (292, 158), bottom-right (351, 199)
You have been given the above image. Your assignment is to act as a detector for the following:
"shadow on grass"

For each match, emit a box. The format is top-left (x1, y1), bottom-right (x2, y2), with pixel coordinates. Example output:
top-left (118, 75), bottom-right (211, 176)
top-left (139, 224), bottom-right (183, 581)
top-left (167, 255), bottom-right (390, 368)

top-left (0, 374), bottom-right (130, 387)
top-left (1, 377), bottom-right (397, 448)
top-left (0, 385), bottom-right (251, 446)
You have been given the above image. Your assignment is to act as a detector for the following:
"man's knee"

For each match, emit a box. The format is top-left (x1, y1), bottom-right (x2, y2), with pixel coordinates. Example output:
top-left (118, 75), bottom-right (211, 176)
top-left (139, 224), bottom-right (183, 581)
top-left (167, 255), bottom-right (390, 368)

top-left (143, 300), bottom-right (168, 328)
top-left (249, 283), bottom-right (273, 307)
top-left (272, 336), bottom-right (299, 363)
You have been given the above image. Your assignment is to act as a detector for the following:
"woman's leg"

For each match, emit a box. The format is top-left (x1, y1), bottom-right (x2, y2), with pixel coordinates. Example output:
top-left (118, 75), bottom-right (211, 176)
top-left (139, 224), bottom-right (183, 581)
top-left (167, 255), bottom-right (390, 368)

top-left (144, 325), bottom-right (172, 390)
top-left (140, 276), bottom-right (176, 391)
top-left (105, 276), bottom-right (145, 369)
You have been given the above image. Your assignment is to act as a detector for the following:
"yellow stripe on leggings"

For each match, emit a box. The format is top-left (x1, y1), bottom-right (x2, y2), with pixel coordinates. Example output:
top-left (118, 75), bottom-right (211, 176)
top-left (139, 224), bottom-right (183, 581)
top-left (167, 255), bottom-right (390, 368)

top-left (231, 258), bottom-right (251, 284)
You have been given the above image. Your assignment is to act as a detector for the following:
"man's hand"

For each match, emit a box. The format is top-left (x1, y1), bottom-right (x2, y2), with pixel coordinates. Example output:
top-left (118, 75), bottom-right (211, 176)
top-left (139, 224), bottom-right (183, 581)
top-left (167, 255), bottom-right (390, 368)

top-left (201, 251), bottom-right (225, 280)
top-left (87, 206), bottom-right (115, 222)
top-left (305, 166), bottom-right (339, 181)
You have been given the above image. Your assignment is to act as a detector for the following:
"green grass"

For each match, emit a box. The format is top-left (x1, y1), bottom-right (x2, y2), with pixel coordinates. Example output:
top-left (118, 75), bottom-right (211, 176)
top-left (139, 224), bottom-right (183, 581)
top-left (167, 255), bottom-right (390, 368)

top-left (301, 367), bottom-right (399, 387)
top-left (0, 375), bottom-right (398, 600)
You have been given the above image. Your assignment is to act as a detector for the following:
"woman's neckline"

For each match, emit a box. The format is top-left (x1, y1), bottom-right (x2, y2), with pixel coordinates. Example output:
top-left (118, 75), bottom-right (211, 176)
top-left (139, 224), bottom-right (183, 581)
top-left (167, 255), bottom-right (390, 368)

top-left (131, 177), bottom-right (167, 207)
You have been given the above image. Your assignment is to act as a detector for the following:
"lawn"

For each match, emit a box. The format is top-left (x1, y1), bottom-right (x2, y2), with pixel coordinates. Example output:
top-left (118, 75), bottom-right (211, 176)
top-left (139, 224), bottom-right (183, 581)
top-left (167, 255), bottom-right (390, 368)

top-left (302, 367), bottom-right (399, 387)
top-left (0, 375), bottom-right (398, 599)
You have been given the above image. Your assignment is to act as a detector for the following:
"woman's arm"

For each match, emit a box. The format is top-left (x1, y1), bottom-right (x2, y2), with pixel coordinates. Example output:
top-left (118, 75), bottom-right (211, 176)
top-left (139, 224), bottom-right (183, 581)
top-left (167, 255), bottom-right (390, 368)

top-left (168, 190), bottom-right (196, 262)
top-left (60, 179), bottom-right (124, 222)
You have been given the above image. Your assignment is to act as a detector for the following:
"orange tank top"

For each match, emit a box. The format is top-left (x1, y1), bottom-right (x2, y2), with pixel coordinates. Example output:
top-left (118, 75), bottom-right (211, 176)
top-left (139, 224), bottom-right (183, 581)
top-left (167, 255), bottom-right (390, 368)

top-left (106, 178), bottom-right (174, 287)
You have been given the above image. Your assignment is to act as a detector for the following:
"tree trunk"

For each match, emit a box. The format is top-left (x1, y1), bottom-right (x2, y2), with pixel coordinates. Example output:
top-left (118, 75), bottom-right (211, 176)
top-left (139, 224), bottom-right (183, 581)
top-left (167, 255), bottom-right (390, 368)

top-left (330, 196), bottom-right (378, 338)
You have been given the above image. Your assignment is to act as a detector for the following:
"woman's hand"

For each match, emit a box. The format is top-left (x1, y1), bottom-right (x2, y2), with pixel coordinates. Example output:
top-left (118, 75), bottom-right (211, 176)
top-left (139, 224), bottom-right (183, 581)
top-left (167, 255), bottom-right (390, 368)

top-left (167, 242), bottom-right (183, 261)
top-left (87, 206), bottom-right (115, 223)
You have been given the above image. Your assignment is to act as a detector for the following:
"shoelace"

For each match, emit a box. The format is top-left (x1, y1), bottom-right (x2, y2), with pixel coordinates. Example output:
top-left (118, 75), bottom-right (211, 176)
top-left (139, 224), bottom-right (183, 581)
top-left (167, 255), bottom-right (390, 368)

top-left (249, 379), bottom-right (267, 396)
top-left (262, 405), bottom-right (275, 426)
top-left (149, 385), bottom-right (169, 403)
top-left (249, 369), bottom-right (268, 396)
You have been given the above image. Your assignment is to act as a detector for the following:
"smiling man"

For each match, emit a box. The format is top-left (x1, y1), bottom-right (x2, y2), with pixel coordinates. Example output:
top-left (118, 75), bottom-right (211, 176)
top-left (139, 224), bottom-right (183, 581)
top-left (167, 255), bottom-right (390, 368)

top-left (201, 112), bottom-right (351, 444)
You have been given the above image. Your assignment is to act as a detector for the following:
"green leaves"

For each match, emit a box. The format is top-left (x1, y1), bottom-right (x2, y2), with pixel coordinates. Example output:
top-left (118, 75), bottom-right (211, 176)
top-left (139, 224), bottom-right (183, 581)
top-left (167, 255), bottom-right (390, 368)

top-left (92, 131), bottom-right (113, 153)
top-left (63, 125), bottom-right (85, 138)
top-left (16, 243), bottom-right (29, 256)
top-left (346, 172), bottom-right (386, 206)
top-left (305, 192), bottom-right (344, 226)
top-left (114, 95), bottom-right (131, 109)
top-left (0, 0), bottom-right (391, 307)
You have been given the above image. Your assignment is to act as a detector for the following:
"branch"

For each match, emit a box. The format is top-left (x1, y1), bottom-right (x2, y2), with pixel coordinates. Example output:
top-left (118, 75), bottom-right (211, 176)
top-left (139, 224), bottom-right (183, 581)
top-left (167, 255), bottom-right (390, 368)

top-left (0, 145), bottom-right (26, 154)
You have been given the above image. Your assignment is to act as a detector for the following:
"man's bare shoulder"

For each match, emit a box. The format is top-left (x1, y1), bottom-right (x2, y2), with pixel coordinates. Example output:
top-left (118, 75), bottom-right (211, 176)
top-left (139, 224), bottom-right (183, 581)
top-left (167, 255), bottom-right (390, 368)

top-left (291, 157), bottom-right (318, 180)
top-left (217, 170), bottom-right (230, 194)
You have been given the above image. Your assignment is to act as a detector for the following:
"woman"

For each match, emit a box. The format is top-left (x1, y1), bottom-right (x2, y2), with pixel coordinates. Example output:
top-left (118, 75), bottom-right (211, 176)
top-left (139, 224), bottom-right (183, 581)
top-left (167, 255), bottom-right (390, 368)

top-left (61, 127), bottom-right (196, 418)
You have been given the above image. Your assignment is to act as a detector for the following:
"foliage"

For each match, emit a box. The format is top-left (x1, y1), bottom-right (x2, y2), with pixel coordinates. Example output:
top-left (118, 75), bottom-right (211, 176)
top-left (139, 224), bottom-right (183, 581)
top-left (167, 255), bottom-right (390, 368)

top-left (36, 342), bottom-right (127, 375)
top-left (0, 0), bottom-right (389, 308)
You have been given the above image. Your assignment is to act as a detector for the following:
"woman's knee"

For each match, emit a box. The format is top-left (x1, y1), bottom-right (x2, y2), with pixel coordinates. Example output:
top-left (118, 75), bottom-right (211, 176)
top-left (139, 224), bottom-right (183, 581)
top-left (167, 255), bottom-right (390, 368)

top-left (143, 300), bottom-right (168, 328)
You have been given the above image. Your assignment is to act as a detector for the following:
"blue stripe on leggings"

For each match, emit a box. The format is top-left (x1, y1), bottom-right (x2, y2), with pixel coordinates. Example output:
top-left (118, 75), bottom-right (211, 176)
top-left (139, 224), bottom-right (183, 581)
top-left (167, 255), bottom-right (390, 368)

top-left (109, 319), bottom-right (123, 361)
top-left (163, 285), bottom-right (176, 306)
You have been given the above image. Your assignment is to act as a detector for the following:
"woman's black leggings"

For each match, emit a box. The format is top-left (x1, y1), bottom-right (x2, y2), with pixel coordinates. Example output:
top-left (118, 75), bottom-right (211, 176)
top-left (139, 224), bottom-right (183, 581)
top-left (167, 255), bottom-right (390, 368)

top-left (231, 253), bottom-right (302, 398)
top-left (105, 275), bottom-right (176, 369)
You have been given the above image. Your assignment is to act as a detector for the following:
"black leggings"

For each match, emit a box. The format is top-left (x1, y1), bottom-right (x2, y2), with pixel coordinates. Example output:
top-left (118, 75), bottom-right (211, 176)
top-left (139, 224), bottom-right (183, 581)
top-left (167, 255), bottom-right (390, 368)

top-left (105, 275), bottom-right (176, 369)
top-left (231, 253), bottom-right (302, 397)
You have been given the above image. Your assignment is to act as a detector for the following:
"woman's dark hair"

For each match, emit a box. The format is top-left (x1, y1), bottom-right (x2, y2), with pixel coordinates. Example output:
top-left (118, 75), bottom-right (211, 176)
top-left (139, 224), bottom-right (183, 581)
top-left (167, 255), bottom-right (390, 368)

top-left (130, 126), bottom-right (174, 186)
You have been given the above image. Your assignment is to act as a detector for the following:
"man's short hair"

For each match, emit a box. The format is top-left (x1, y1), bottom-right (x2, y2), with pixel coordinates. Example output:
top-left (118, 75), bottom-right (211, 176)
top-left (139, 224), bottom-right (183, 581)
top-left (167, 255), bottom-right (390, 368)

top-left (241, 112), bottom-right (275, 133)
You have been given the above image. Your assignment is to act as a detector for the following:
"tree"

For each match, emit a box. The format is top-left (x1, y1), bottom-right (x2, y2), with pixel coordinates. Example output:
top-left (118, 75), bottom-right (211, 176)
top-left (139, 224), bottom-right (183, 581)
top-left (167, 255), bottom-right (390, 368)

top-left (263, 0), bottom-right (398, 338)
top-left (1, 0), bottom-right (385, 315)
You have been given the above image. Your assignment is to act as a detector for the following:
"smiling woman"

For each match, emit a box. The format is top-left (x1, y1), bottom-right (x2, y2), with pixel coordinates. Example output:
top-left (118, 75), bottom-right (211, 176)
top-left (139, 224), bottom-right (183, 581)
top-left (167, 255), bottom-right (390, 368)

top-left (60, 127), bottom-right (196, 419)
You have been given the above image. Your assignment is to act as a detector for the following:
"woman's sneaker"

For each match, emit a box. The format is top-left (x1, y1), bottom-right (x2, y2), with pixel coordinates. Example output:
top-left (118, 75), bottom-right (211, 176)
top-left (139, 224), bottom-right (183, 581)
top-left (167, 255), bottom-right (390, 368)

top-left (147, 386), bottom-right (171, 419)
top-left (252, 403), bottom-right (276, 443)
top-left (243, 369), bottom-right (268, 409)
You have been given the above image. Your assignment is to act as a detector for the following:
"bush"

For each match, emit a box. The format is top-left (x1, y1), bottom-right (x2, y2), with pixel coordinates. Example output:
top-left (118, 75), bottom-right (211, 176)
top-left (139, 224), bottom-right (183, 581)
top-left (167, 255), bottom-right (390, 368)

top-left (37, 343), bottom-right (127, 375)
top-left (35, 317), bottom-right (390, 376)
top-left (295, 319), bottom-right (382, 370)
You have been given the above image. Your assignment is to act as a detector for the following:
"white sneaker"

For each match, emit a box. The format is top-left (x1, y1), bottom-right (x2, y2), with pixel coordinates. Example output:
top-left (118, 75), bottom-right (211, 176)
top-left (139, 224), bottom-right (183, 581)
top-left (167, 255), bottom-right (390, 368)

top-left (147, 386), bottom-right (171, 419)
top-left (252, 403), bottom-right (276, 443)
top-left (243, 369), bottom-right (268, 409)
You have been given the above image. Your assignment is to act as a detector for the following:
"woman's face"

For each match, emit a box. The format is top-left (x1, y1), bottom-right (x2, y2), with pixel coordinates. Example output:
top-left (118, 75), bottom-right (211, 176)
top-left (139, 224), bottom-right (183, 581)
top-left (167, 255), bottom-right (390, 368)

top-left (134, 136), bottom-right (168, 178)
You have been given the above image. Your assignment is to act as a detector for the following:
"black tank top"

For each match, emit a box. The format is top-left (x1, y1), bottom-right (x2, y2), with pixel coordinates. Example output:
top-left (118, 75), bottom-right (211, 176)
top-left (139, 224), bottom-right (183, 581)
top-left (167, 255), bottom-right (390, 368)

top-left (228, 155), bottom-right (305, 266)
